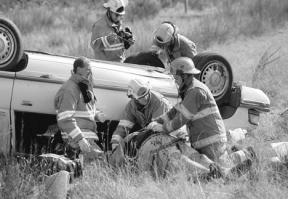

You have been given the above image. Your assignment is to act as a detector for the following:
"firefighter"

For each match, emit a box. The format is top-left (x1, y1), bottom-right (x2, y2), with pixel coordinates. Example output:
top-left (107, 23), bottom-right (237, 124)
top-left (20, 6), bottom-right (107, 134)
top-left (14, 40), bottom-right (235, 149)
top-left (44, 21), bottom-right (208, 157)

top-left (54, 57), bottom-right (105, 159)
top-left (151, 22), bottom-right (197, 68)
top-left (147, 57), bottom-right (258, 179)
top-left (110, 79), bottom-right (171, 150)
top-left (90, 0), bottom-right (135, 62)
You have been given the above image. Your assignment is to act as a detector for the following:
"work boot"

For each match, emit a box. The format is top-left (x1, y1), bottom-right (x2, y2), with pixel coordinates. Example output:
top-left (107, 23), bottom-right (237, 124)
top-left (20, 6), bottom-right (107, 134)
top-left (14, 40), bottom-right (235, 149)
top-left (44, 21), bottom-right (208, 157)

top-left (198, 163), bottom-right (224, 182)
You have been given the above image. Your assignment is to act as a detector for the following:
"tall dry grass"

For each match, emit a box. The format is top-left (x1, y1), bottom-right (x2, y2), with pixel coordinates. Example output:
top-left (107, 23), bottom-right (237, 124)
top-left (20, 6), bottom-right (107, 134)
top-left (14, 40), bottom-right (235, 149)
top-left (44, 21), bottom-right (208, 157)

top-left (0, 156), bottom-right (47, 199)
top-left (2, 0), bottom-right (288, 55)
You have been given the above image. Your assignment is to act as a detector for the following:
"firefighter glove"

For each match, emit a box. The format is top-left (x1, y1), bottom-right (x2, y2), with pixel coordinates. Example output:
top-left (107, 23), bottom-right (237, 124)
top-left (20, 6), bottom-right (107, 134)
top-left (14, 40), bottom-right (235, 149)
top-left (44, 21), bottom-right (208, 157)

top-left (146, 121), bottom-right (164, 132)
top-left (78, 138), bottom-right (91, 152)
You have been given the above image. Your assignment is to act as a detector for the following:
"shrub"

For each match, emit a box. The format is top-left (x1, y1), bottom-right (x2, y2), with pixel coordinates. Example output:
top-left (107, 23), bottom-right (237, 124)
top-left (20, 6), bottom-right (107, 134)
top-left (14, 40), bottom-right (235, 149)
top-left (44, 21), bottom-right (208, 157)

top-left (186, 0), bottom-right (288, 49)
top-left (6, 3), bottom-right (55, 35)
top-left (188, 0), bottom-right (211, 11)
top-left (126, 0), bottom-right (161, 21)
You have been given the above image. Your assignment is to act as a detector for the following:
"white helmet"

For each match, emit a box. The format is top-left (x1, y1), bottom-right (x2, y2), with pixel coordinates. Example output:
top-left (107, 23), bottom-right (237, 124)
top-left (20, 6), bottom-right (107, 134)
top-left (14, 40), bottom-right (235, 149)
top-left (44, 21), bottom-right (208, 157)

top-left (127, 79), bottom-right (150, 99)
top-left (170, 57), bottom-right (200, 75)
top-left (103, 0), bottom-right (128, 15)
top-left (153, 22), bottom-right (177, 48)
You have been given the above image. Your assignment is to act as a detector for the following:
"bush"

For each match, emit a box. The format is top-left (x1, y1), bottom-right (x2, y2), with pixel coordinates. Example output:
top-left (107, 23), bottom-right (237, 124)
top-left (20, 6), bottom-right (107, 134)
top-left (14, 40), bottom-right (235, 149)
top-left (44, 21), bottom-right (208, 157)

top-left (126, 0), bottom-right (161, 21)
top-left (186, 0), bottom-right (288, 49)
top-left (6, 3), bottom-right (55, 35)
top-left (188, 0), bottom-right (211, 11)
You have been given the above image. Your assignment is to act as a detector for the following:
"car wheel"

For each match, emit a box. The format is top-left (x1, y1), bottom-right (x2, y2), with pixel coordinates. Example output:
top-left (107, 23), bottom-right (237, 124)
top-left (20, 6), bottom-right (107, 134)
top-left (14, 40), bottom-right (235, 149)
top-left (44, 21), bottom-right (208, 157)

top-left (0, 17), bottom-right (23, 71)
top-left (192, 52), bottom-right (233, 105)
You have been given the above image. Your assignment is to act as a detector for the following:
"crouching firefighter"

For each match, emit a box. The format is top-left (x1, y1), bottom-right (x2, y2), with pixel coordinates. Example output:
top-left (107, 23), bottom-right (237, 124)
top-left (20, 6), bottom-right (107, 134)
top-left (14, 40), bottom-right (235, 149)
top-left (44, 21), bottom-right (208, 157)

top-left (147, 57), bottom-right (258, 180)
top-left (54, 57), bottom-right (106, 164)
top-left (109, 78), bottom-right (171, 166)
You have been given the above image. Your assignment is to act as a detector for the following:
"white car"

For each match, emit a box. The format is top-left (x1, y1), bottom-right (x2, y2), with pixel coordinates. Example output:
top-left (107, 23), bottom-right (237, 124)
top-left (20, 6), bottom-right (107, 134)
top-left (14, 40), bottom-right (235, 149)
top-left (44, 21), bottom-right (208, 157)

top-left (0, 17), bottom-right (270, 155)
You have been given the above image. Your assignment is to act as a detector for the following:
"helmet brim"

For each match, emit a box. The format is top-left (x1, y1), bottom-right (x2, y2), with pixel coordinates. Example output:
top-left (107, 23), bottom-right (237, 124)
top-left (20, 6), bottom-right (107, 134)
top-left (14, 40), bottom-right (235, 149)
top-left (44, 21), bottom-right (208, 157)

top-left (103, 3), bottom-right (126, 15)
top-left (153, 36), bottom-right (170, 49)
top-left (191, 68), bottom-right (201, 74)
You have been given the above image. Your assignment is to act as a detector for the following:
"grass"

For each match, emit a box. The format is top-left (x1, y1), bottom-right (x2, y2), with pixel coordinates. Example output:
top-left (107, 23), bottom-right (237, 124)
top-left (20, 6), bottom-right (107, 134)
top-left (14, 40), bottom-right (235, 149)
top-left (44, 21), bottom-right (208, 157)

top-left (1, 0), bottom-right (288, 198)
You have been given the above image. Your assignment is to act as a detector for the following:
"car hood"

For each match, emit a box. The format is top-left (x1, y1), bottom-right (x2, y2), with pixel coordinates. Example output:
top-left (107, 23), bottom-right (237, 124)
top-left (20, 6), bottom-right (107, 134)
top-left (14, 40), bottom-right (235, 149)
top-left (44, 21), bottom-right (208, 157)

top-left (241, 86), bottom-right (270, 112)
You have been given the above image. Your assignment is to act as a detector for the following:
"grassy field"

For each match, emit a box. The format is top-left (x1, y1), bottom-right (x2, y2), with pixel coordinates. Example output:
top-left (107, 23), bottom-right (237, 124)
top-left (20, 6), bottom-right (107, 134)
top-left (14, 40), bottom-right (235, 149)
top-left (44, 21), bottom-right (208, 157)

top-left (1, 0), bottom-right (288, 198)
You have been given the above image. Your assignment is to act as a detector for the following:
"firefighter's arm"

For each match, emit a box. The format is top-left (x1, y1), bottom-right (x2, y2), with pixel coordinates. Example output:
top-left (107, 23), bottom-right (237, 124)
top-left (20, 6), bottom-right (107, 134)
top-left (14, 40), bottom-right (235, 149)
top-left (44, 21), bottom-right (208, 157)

top-left (162, 111), bottom-right (188, 133)
top-left (56, 90), bottom-right (89, 151)
top-left (91, 25), bottom-right (124, 53)
top-left (94, 109), bottom-right (106, 123)
top-left (111, 119), bottom-right (134, 143)
top-left (163, 89), bottom-right (205, 133)
top-left (90, 25), bottom-right (109, 60)
top-left (181, 36), bottom-right (197, 58)
top-left (111, 103), bottom-right (135, 145)
top-left (91, 47), bottom-right (107, 60)
top-left (151, 96), bottom-right (172, 122)
top-left (147, 107), bottom-right (178, 132)
top-left (154, 107), bottom-right (178, 124)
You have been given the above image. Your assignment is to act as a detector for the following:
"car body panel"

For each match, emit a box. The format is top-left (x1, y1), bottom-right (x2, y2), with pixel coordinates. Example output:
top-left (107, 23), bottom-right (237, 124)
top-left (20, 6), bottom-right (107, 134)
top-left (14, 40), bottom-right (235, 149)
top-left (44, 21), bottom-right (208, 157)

top-left (0, 109), bottom-right (11, 154)
top-left (0, 71), bottom-right (14, 109)
top-left (12, 52), bottom-right (178, 117)
top-left (0, 71), bottom-right (14, 154)
top-left (223, 107), bottom-right (255, 131)
top-left (241, 86), bottom-right (270, 112)
top-left (3, 51), bottom-right (270, 123)
top-left (0, 51), bottom-right (271, 154)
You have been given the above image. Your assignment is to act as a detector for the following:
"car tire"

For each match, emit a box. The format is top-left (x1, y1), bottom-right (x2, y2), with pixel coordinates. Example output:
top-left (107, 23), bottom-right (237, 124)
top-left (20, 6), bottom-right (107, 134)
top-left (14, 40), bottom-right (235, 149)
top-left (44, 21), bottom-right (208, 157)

top-left (192, 52), bottom-right (233, 105)
top-left (0, 16), bottom-right (23, 71)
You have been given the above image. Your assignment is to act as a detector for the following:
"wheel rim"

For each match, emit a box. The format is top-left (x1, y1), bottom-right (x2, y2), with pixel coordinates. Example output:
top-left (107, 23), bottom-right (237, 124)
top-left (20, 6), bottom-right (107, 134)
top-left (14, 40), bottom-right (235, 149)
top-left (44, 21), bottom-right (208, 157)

top-left (200, 61), bottom-right (230, 99)
top-left (0, 25), bottom-right (16, 65)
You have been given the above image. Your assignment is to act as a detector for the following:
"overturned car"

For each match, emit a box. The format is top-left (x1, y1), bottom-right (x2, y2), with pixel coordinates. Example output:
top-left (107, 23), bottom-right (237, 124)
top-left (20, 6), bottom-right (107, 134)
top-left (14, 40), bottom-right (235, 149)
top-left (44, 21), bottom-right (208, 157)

top-left (0, 17), bottom-right (270, 160)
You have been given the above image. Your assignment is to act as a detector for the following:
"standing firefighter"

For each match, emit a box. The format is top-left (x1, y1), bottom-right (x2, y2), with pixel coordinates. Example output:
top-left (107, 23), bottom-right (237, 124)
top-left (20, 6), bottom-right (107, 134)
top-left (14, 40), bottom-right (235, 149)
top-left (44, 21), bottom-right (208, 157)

top-left (147, 57), bottom-right (258, 179)
top-left (90, 0), bottom-right (135, 62)
top-left (54, 57), bottom-right (105, 160)
top-left (151, 22), bottom-right (197, 67)
top-left (111, 79), bottom-right (171, 150)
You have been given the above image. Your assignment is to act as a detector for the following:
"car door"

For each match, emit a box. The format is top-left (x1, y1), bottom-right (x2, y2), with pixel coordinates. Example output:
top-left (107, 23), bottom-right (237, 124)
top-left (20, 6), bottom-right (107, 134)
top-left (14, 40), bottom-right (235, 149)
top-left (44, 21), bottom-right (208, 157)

top-left (10, 53), bottom-right (72, 115)
top-left (0, 71), bottom-right (15, 154)
top-left (11, 70), bottom-right (65, 115)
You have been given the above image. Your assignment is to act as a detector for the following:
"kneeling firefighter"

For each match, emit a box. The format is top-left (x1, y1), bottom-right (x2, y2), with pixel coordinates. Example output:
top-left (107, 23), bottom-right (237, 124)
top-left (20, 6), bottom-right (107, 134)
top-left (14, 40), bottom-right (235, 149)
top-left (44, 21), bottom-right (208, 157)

top-left (147, 57), bottom-right (258, 179)
top-left (108, 79), bottom-right (171, 166)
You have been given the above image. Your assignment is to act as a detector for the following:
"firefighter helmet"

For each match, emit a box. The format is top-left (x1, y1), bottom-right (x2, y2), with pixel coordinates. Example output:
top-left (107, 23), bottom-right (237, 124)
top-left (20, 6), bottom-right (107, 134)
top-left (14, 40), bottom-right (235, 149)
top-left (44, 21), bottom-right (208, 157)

top-left (103, 0), bottom-right (128, 15)
top-left (153, 22), bottom-right (177, 48)
top-left (127, 79), bottom-right (150, 99)
top-left (170, 57), bottom-right (200, 75)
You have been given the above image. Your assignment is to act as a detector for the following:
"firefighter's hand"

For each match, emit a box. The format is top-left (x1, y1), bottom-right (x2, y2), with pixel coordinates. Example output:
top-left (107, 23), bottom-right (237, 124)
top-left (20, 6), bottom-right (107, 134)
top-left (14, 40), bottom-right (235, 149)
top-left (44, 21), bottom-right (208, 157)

top-left (112, 143), bottom-right (119, 151)
top-left (146, 121), bottom-right (164, 132)
top-left (125, 131), bottom-right (139, 142)
top-left (78, 138), bottom-right (91, 152)
top-left (150, 45), bottom-right (164, 55)
top-left (121, 27), bottom-right (135, 49)
top-left (96, 112), bottom-right (106, 123)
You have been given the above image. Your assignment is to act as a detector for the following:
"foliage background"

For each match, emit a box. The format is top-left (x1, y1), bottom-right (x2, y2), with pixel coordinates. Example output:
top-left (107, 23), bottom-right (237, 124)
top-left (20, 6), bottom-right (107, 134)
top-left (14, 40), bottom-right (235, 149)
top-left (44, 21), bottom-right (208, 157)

top-left (1, 0), bottom-right (288, 198)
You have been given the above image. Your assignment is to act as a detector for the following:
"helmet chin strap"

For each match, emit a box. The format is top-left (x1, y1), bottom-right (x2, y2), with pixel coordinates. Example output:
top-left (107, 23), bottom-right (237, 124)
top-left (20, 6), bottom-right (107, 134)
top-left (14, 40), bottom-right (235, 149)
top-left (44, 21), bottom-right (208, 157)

top-left (106, 10), bottom-right (121, 25)
top-left (135, 92), bottom-right (151, 111)
top-left (178, 74), bottom-right (193, 99)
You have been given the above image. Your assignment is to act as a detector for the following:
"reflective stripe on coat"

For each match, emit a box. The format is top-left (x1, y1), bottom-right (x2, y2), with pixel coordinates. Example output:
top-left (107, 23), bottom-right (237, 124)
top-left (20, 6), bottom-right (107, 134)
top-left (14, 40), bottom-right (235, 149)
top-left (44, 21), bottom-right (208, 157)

top-left (160, 78), bottom-right (227, 150)
top-left (111, 91), bottom-right (171, 142)
top-left (90, 15), bottom-right (125, 62)
top-left (54, 75), bottom-right (100, 143)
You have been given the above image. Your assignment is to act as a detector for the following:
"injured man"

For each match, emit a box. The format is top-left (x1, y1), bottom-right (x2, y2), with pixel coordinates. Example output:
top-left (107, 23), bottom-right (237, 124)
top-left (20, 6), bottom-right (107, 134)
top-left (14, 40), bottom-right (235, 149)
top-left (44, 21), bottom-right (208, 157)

top-left (108, 128), bottom-right (258, 182)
